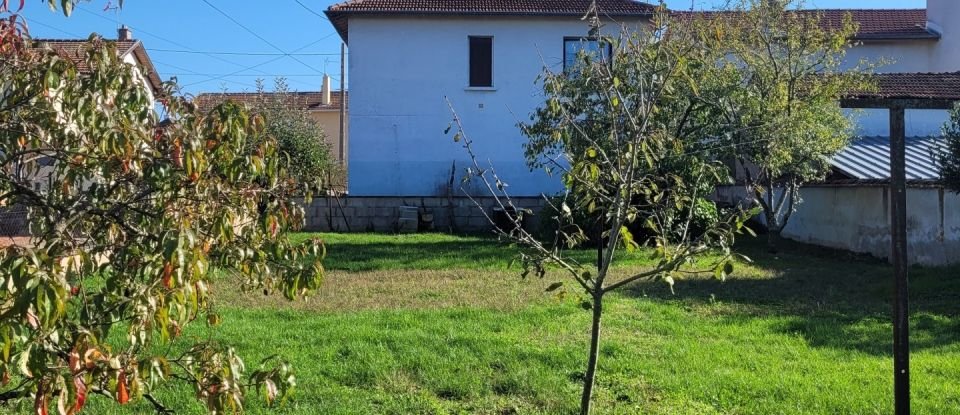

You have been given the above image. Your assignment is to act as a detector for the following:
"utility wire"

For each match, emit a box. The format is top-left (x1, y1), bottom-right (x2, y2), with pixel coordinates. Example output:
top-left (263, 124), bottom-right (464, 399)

top-left (165, 73), bottom-right (336, 77)
top-left (182, 37), bottom-right (331, 88)
top-left (74, 5), bottom-right (312, 89)
top-left (199, 0), bottom-right (325, 74)
top-left (75, 5), bottom-right (322, 90)
top-left (148, 48), bottom-right (343, 56)
top-left (294, 0), bottom-right (329, 20)
top-left (27, 20), bottom-right (82, 38)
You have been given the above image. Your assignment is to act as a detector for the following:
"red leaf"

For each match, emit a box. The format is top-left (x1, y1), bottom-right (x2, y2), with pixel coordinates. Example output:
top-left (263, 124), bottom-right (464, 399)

top-left (162, 262), bottom-right (174, 289)
top-left (34, 381), bottom-right (47, 415)
top-left (72, 377), bottom-right (86, 414)
top-left (116, 372), bottom-right (129, 405)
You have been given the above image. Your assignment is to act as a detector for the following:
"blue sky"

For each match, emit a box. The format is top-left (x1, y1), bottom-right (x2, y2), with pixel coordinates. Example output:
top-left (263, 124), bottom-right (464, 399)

top-left (23, 0), bottom-right (925, 96)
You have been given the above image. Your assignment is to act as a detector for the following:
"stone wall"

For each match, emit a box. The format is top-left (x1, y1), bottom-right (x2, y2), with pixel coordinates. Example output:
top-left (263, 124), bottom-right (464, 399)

top-left (302, 196), bottom-right (547, 234)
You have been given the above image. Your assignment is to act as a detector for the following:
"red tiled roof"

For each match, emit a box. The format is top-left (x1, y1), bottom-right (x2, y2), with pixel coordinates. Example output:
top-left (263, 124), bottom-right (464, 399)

top-left (674, 9), bottom-right (936, 41)
top-left (30, 38), bottom-right (164, 94)
top-left (852, 72), bottom-right (960, 100)
top-left (327, 2), bottom-right (937, 43)
top-left (193, 91), bottom-right (348, 114)
top-left (326, 0), bottom-right (658, 41)
top-left (812, 9), bottom-right (935, 40)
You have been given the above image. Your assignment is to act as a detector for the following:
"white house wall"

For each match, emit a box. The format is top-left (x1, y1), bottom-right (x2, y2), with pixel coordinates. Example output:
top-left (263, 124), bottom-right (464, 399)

top-left (347, 16), bottom-right (646, 196)
top-left (121, 53), bottom-right (156, 107)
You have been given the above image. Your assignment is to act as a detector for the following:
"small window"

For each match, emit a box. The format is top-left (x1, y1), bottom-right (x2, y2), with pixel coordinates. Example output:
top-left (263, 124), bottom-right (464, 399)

top-left (564, 37), bottom-right (612, 71)
top-left (469, 36), bottom-right (493, 87)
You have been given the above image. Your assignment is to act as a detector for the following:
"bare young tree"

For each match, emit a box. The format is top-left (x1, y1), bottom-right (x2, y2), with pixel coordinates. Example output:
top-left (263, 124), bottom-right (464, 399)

top-left (446, 7), bottom-right (753, 414)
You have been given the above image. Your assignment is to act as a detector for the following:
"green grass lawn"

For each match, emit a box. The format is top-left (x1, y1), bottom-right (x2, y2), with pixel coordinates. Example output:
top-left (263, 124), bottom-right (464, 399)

top-left (73, 233), bottom-right (959, 414)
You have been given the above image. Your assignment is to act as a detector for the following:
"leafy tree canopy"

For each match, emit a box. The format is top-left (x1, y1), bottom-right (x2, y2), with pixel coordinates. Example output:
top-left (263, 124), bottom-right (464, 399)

top-left (938, 104), bottom-right (960, 193)
top-left (252, 78), bottom-right (337, 192)
top-left (0, 33), bottom-right (323, 414)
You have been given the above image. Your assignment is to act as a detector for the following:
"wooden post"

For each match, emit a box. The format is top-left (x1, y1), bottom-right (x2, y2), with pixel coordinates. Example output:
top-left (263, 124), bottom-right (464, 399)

top-left (889, 106), bottom-right (909, 415)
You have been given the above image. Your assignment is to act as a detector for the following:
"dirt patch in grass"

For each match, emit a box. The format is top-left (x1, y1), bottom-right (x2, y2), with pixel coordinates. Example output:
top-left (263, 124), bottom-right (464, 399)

top-left (213, 268), bottom-right (568, 312)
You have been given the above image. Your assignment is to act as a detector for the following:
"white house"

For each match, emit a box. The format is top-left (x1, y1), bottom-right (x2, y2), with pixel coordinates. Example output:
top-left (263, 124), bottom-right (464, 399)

top-left (325, 0), bottom-right (960, 263)
top-left (32, 27), bottom-right (164, 106)
top-left (326, 0), bottom-right (656, 197)
top-left (328, 0), bottom-right (960, 195)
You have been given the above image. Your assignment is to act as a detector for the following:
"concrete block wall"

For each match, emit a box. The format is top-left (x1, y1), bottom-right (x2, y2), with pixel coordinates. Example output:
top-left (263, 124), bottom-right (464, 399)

top-left (302, 196), bottom-right (546, 234)
top-left (713, 184), bottom-right (960, 266)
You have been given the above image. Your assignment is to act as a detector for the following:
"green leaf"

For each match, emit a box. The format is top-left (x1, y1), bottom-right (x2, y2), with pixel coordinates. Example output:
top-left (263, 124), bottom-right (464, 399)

top-left (545, 282), bottom-right (563, 292)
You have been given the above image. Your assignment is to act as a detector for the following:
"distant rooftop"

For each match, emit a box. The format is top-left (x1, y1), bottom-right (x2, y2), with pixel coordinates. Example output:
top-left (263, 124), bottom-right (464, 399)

top-left (29, 36), bottom-right (163, 94)
top-left (831, 136), bottom-right (944, 182)
top-left (853, 72), bottom-right (960, 101)
top-left (676, 9), bottom-right (937, 41)
top-left (193, 91), bottom-right (347, 114)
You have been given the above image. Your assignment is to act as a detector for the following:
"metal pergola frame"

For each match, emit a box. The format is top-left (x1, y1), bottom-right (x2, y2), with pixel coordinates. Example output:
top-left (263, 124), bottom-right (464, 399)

top-left (840, 96), bottom-right (957, 415)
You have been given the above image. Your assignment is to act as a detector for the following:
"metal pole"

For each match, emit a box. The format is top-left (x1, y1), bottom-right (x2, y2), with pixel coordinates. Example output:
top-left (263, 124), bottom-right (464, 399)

top-left (339, 42), bottom-right (347, 165)
top-left (889, 106), bottom-right (909, 415)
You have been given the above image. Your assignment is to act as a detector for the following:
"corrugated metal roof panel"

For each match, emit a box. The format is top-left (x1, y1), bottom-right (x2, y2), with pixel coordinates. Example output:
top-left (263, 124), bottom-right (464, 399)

top-left (831, 136), bottom-right (945, 181)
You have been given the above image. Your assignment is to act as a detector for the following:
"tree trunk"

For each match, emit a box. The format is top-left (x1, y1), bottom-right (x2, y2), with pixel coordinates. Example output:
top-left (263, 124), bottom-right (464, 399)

top-left (579, 292), bottom-right (604, 415)
top-left (767, 227), bottom-right (781, 253)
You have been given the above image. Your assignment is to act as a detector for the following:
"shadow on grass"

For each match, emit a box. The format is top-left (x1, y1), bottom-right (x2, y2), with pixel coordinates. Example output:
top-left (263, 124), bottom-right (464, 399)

top-left (626, 237), bottom-right (960, 356)
top-left (309, 233), bottom-right (650, 272)
top-left (322, 239), bottom-right (513, 271)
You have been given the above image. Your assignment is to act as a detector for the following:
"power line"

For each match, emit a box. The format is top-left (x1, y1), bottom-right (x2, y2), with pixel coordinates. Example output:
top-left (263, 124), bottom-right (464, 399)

top-left (148, 48), bottom-right (343, 56)
top-left (199, 0), bottom-right (324, 74)
top-left (149, 59), bottom-right (256, 89)
top-left (294, 0), bottom-right (329, 20)
top-left (164, 73), bottom-right (337, 77)
top-left (181, 37), bottom-right (332, 88)
top-left (28, 20), bottom-right (83, 38)
top-left (73, 5), bottom-right (305, 84)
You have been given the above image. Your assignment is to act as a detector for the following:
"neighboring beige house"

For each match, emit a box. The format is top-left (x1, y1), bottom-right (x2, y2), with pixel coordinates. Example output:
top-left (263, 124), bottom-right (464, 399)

top-left (194, 75), bottom-right (349, 166)
top-left (32, 26), bottom-right (164, 106)
top-left (1, 28), bottom-right (164, 237)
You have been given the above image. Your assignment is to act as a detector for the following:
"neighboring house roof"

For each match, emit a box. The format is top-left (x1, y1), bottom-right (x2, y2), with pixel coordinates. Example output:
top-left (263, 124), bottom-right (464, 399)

top-left (815, 9), bottom-right (936, 41)
top-left (852, 72), bottom-right (960, 100)
top-left (674, 9), bottom-right (937, 41)
top-left (193, 91), bottom-right (348, 114)
top-left (831, 136), bottom-right (944, 181)
top-left (326, 0), bottom-right (658, 42)
top-left (30, 38), bottom-right (164, 95)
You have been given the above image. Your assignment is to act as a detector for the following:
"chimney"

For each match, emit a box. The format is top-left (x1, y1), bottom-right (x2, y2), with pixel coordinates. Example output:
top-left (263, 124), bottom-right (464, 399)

top-left (321, 74), bottom-right (332, 106)
top-left (118, 25), bottom-right (132, 41)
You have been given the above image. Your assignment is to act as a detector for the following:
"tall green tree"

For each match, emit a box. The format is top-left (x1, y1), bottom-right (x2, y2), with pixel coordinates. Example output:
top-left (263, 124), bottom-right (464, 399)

top-left (702, 0), bottom-right (875, 251)
top-left (253, 78), bottom-right (338, 192)
top-left (450, 7), bottom-right (753, 414)
top-left (937, 104), bottom-right (960, 193)
top-left (0, 25), bottom-right (322, 415)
